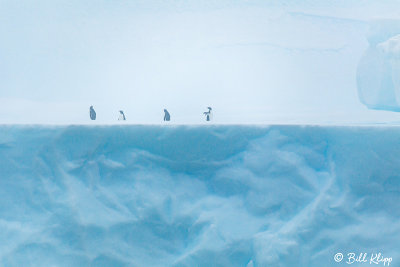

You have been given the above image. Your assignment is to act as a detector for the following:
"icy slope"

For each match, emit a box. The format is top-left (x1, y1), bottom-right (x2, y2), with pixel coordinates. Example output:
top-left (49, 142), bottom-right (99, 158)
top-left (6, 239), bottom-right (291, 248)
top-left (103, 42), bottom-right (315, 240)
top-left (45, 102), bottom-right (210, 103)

top-left (357, 20), bottom-right (400, 111)
top-left (0, 125), bottom-right (399, 266)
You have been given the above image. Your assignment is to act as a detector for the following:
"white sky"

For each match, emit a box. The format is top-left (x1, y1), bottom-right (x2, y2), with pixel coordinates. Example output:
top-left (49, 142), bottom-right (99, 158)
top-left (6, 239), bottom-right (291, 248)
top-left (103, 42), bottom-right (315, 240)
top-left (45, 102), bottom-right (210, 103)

top-left (1, 0), bottom-right (400, 124)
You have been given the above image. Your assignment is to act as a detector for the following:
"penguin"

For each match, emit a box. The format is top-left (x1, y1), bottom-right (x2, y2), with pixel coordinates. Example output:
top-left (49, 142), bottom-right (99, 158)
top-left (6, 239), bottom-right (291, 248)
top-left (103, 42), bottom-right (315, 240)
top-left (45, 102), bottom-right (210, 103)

top-left (90, 106), bottom-right (96, 120)
top-left (163, 109), bottom-right (170, 121)
top-left (203, 107), bottom-right (212, 121)
top-left (118, 110), bottom-right (126, 121)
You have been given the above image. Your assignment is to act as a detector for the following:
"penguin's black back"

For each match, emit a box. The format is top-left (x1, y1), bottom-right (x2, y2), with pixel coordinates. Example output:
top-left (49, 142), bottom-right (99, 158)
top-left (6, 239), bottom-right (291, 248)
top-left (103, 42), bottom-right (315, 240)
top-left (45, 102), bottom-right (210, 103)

top-left (90, 108), bottom-right (96, 120)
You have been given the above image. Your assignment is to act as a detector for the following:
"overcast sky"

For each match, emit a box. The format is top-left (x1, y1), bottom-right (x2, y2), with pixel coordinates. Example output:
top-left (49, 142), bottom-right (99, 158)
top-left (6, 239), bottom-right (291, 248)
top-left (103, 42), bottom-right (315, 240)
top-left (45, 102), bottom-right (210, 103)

top-left (1, 0), bottom-right (400, 124)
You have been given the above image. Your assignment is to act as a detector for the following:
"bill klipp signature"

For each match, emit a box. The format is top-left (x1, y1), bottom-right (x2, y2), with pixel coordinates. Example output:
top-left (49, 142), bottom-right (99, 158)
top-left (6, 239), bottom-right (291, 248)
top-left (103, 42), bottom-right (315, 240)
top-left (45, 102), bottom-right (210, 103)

top-left (334, 252), bottom-right (392, 266)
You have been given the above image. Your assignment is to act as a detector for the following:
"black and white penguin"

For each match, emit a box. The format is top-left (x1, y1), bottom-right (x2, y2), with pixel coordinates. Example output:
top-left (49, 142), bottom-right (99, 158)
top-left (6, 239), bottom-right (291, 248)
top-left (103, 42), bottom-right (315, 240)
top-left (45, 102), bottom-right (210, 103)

top-left (90, 106), bottom-right (96, 120)
top-left (163, 109), bottom-right (170, 121)
top-left (203, 107), bottom-right (212, 121)
top-left (118, 110), bottom-right (126, 121)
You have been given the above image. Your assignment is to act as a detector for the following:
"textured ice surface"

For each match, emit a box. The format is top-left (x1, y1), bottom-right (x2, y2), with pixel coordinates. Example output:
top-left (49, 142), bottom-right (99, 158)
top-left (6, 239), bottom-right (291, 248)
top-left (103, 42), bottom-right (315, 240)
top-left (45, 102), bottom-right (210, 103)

top-left (0, 125), bottom-right (399, 266)
top-left (357, 20), bottom-right (400, 111)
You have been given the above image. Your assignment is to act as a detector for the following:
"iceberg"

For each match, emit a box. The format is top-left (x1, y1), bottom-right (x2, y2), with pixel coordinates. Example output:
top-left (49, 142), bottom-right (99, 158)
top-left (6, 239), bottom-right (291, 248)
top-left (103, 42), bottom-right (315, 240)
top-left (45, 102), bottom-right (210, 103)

top-left (0, 125), bottom-right (398, 266)
top-left (357, 20), bottom-right (400, 111)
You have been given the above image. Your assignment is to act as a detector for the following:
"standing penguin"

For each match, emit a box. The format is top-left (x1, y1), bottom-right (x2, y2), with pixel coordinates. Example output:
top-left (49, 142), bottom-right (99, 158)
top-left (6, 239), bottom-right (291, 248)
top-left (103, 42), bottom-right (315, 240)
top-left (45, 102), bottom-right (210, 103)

top-left (203, 107), bottom-right (212, 121)
top-left (163, 109), bottom-right (170, 121)
top-left (118, 110), bottom-right (126, 121)
top-left (89, 106), bottom-right (96, 120)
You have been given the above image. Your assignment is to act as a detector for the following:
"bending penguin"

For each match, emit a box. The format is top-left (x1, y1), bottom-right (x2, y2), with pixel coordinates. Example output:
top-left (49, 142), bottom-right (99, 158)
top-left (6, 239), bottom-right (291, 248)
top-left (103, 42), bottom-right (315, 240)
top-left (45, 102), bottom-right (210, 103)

top-left (163, 109), bottom-right (170, 121)
top-left (203, 107), bottom-right (212, 121)
top-left (89, 106), bottom-right (96, 120)
top-left (118, 110), bottom-right (126, 121)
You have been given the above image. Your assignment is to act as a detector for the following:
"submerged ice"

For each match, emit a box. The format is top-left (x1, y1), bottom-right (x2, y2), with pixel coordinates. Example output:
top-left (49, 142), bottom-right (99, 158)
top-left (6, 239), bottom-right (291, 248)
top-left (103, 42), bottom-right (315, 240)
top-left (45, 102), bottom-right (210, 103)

top-left (0, 125), bottom-right (399, 266)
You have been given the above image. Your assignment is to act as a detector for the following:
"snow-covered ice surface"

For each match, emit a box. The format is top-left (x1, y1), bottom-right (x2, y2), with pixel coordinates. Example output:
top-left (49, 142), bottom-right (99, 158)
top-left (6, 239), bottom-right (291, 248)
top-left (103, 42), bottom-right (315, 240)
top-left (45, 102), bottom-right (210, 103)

top-left (0, 125), bottom-right (398, 266)
top-left (2, 0), bottom-right (400, 124)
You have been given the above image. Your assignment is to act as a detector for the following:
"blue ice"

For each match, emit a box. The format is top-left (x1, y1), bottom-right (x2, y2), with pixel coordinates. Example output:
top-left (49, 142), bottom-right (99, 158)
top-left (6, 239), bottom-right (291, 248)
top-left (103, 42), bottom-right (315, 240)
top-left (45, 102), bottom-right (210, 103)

top-left (0, 125), bottom-right (398, 266)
